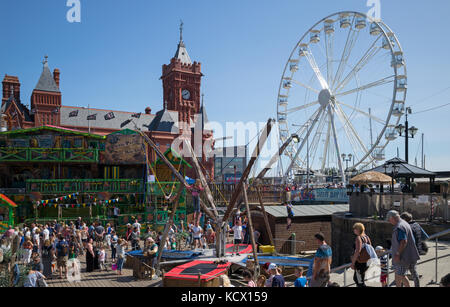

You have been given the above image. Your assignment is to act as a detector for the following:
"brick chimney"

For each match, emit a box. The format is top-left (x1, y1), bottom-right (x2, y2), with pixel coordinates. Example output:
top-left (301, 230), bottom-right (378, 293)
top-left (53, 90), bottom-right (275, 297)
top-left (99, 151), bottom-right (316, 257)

top-left (53, 69), bottom-right (60, 88)
top-left (2, 75), bottom-right (21, 105)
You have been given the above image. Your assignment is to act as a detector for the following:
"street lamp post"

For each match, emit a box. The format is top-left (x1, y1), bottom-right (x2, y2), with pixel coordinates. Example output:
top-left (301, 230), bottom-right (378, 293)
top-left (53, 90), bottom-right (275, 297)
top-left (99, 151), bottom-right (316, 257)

top-left (342, 154), bottom-right (353, 183)
top-left (396, 107), bottom-right (419, 164)
top-left (396, 107), bottom-right (418, 188)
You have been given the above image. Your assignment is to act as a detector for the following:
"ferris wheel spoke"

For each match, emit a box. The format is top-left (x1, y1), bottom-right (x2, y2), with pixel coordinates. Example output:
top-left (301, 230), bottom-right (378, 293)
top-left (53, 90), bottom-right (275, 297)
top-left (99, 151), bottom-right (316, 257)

top-left (331, 15), bottom-right (359, 89)
top-left (286, 101), bottom-right (319, 114)
top-left (309, 111), bottom-right (328, 168)
top-left (333, 35), bottom-right (383, 92)
top-left (335, 75), bottom-right (395, 97)
top-left (321, 117), bottom-right (332, 173)
top-left (304, 48), bottom-right (329, 89)
top-left (291, 79), bottom-right (320, 93)
top-left (284, 107), bottom-right (324, 177)
top-left (334, 103), bottom-right (370, 159)
top-left (336, 101), bottom-right (386, 125)
top-left (325, 29), bottom-right (335, 85)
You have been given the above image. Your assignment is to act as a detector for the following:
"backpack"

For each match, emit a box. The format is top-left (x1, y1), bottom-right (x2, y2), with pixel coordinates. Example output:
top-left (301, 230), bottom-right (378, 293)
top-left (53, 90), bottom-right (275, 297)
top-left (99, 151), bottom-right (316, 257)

top-left (58, 241), bottom-right (69, 257)
top-left (42, 246), bottom-right (52, 258)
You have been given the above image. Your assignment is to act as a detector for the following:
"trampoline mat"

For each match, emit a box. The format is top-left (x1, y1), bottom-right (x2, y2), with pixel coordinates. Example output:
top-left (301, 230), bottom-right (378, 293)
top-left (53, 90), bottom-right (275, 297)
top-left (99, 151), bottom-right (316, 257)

top-left (244, 256), bottom-right (313, 267)
top-left (162, 250), bottom-right (203, 259)
top-left (165, 261), bottom-right (231, 281)
top-left (225, 244), bottom-right (253, 254)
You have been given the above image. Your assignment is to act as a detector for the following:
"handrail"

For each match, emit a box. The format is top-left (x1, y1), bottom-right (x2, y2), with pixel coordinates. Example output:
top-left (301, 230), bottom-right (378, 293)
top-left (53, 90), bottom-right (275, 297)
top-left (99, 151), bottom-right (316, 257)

top-left (331, 227), bottom-right (450, 287)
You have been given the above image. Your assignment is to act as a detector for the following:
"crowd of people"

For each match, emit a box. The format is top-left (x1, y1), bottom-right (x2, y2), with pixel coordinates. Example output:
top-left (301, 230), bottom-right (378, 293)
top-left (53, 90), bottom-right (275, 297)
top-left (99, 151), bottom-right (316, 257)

top-left (0, 217), bottom-right (167, 287)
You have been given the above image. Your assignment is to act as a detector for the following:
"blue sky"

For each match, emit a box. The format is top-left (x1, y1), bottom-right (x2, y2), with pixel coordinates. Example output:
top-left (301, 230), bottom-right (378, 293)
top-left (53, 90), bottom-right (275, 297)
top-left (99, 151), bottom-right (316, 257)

top-left (1, 0), bottom-right (450, 172)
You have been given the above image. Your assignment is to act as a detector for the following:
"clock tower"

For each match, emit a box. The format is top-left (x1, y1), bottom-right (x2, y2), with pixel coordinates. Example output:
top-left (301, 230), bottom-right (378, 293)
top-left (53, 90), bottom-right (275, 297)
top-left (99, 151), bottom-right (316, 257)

top-left (161, 22), bottom-right (203, 124)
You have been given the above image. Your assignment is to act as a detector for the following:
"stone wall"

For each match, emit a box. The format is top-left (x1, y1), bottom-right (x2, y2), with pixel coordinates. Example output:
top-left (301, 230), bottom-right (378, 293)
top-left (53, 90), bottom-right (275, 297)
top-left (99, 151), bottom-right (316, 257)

top-left (274, 217), bottom-right (331, 253)
top-left (331, 212), bottom-right (450, 267)
top-left (250, 210), bottom-right (332, 253)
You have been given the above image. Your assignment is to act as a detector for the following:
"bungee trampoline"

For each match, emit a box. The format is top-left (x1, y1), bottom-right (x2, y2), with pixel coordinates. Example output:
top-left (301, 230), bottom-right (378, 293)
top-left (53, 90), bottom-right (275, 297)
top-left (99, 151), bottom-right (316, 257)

top-left (163, 260), bottom-right (232, 287)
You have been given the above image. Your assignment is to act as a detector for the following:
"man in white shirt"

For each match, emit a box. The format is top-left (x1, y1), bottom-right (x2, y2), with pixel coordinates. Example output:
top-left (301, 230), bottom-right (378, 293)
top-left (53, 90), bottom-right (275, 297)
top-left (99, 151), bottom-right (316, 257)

top-left (132, 219), bottom-right (141, 236)
top-left (232, 221), bottom-right (243, 256)
top-left (43, 225), bottom-right (50, 241)
top-left (192, 222), bottom-right (203, 249)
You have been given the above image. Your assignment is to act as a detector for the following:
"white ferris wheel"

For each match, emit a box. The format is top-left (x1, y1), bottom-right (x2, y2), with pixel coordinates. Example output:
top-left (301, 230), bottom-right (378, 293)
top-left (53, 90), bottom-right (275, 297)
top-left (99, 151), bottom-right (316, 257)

top-left (277, 11), bottom-right (407, 181)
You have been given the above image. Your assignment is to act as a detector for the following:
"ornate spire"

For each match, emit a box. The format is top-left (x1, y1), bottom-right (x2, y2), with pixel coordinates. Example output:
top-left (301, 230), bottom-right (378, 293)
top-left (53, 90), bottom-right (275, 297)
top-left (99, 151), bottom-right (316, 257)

top-left (179, 20), bottom-right (184, 43)
top-left (174, 21), bottom-right (192, 64)
top-left (42, 55), bottom-right (49, 68)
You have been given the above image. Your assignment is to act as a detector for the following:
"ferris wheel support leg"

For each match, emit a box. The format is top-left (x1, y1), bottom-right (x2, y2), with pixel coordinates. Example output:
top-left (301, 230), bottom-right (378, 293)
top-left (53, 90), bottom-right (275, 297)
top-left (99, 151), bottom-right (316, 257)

top-left (328, 107), bottom-right (346, 183)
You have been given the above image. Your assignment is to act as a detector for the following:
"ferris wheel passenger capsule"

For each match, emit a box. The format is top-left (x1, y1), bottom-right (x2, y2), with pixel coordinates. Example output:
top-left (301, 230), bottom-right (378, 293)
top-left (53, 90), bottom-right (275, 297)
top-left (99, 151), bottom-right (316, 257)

top-left (396, 76), bottom-right (407, 91)
top-left (372, 148), bottom-right (386, 161)
top-left (385, 127), bottom-right (398, 141)
top-left (289, 60), bottom-right (299, 72)
top-left (370, 23), bottom-right (381, 36)
top-left (278, 95), bottom-right (288, 107)
top-left (393, 102), bottom-right (405, 117)
top-left (340, 13), bottom-right (351, 28)
top-left (298, 44), bottom-right (308, 57)
top-left (283, 79), bottom-right (292, 89)
top-left (355, 17), bottom-right (367, 29)
top-left (382, 33), bottom-right (396, 50)
top-left (310, 30), bottom-right (320, 44)
top-left (324, 20), bottom-right (335, 34)
top-left (391, 52), bottom-right (405, 68)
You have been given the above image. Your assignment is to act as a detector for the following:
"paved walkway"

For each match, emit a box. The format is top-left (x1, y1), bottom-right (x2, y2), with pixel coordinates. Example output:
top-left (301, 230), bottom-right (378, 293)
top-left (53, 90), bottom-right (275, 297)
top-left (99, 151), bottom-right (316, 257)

top-left (330, 241), bottom-right (450, 287)
top-left (47, 256), bottom-right (162, 288)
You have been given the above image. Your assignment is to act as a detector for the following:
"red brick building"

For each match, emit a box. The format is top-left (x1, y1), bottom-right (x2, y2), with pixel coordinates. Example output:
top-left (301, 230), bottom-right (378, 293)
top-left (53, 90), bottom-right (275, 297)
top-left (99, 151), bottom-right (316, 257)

top-left (0, 29), bottom-right (214, 179)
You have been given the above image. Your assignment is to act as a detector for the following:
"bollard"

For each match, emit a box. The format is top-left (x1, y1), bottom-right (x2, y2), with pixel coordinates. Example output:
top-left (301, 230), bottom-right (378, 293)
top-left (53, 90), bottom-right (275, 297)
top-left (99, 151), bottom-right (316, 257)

top-left (386, 253), bottom-right (390, 287)
top-left (291, 233), bottom-right (296, 255)
top-left (343, 268), bottom-right (347, 287)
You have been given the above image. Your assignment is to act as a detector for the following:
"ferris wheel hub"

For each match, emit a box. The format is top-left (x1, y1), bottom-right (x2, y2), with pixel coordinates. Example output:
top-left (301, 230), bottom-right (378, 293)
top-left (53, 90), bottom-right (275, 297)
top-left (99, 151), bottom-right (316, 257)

top-left (318, 89), bottom-right (334, 108)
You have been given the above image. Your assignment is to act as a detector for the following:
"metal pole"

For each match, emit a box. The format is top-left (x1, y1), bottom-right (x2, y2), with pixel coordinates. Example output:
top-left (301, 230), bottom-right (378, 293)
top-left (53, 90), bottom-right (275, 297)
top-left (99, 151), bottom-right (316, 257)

top-left (405, 113), bottom-right (409, 164)
top-left (421, 133), bottom-right (424, 169)
top-left (435, 237), bottom-right (438, 284)
top-left (307, 129), bottom-right (310, 191)
top-left (386, 253), bottom-right (390, 287)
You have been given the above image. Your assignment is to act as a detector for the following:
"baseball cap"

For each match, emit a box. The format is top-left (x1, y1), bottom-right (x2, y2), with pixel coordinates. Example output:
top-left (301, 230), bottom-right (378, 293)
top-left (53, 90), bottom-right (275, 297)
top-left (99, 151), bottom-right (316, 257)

top-left (386, 210), bottom-right (400, 220)
top-left (375, 246), bottom-right (384, 251)
top-left (268, 263), bottom-right (278, 271)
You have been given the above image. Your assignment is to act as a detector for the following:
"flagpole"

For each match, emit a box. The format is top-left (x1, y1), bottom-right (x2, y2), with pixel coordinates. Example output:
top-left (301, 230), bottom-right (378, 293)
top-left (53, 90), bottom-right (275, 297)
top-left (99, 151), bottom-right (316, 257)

top-left (88, 104), bottom-right (91, 134)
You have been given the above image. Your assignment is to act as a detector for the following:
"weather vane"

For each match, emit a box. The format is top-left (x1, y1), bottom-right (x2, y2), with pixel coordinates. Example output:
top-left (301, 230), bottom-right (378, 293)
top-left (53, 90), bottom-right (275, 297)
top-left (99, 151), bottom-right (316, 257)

top-left (180, 20), bottom-right (184, 42)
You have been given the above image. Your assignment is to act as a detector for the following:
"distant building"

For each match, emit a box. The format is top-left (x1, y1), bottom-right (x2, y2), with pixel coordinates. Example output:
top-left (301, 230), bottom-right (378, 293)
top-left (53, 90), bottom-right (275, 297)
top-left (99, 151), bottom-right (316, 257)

top-left (214, 146), bottom-right (247, 184)
top-left (0, 26), bottom-right (214, 179)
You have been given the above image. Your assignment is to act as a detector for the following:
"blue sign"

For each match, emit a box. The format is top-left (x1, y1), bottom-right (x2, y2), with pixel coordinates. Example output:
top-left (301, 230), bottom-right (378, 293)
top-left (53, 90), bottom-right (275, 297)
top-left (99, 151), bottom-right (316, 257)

top-left (292, 188), bottom-right (348, 203)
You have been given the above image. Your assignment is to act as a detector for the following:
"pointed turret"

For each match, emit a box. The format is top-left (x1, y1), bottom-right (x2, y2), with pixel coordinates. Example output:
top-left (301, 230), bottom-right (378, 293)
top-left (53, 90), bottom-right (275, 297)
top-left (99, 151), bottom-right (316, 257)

top-left (174, 21), bottom-right (192, 65)
top-left (34, 56), bottom-right (60, 92)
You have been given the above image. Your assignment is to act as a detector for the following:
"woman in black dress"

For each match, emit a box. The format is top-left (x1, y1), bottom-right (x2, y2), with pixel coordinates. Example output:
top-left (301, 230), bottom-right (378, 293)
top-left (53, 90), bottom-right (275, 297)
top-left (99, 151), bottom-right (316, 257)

top-left (85, 238), bottom-right (95, 273)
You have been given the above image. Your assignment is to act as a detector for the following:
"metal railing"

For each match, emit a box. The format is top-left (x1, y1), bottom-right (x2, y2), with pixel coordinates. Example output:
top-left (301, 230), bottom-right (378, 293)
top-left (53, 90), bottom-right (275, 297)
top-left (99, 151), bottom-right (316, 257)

top-left (0, 147), bottom-right (100, 163)
top-left (331, 228), bottom-right (450, 287)
top-left (26, 179), bottom-right (144, 194)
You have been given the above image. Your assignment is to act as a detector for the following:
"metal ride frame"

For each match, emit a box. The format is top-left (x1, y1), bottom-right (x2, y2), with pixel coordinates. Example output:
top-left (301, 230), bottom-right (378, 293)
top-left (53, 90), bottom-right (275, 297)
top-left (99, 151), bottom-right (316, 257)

top-left (277, 11), bottom-right (407, 182)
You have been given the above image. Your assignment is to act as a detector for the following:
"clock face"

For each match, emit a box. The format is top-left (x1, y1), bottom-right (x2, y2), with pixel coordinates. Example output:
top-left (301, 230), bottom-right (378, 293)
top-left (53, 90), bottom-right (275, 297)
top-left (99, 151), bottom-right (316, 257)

top-left (182, 89), bottom-right (191, 100)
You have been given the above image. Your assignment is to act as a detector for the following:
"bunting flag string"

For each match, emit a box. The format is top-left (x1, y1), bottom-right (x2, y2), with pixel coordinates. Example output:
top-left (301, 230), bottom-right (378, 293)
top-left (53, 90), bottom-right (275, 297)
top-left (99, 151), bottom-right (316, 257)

top-left (35, 192), bottom-right (120, 209)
